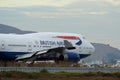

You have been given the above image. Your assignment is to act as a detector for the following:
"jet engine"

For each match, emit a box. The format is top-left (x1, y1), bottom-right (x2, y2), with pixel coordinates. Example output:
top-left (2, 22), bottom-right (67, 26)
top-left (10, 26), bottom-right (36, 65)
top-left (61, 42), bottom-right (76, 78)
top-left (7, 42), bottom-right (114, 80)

top-left (57, 52), bottom-right (80, 62)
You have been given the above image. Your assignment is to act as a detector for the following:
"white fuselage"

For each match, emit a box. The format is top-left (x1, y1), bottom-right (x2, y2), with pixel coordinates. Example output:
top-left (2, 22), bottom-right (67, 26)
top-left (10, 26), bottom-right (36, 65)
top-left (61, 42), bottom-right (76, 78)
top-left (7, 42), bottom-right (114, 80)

top-left (0, 32), bottom-right (95, 61)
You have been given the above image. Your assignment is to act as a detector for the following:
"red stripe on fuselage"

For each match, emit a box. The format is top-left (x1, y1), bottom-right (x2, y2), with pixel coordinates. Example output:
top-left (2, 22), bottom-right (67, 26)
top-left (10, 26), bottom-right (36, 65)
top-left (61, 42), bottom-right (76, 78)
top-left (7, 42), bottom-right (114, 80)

top-left (57, 36), bottom-right (80, 40)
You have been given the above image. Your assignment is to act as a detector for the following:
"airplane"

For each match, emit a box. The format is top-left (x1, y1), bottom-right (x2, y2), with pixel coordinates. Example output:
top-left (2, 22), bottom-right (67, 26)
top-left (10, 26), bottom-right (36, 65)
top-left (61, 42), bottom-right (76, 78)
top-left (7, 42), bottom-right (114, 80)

top-left (0, 32), bottom-right (95, 63)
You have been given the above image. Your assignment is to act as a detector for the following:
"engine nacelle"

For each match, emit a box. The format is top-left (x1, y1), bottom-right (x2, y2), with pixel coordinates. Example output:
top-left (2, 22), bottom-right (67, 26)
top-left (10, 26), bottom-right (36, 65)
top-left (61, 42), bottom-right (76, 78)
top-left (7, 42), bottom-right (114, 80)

top-left (58, 52), bottom-right (80, 62)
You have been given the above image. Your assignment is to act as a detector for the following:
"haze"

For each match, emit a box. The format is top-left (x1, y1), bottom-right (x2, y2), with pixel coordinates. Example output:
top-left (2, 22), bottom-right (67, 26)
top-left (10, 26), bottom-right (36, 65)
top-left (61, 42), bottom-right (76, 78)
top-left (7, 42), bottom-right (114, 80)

top-left (0, 0), bottom-right (120, 49)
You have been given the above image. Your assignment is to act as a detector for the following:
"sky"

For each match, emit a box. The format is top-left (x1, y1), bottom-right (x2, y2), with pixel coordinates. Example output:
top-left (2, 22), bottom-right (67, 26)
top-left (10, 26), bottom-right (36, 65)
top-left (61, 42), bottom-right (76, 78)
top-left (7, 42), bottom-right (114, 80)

top-left (0, 0), bottom-right (120, 49)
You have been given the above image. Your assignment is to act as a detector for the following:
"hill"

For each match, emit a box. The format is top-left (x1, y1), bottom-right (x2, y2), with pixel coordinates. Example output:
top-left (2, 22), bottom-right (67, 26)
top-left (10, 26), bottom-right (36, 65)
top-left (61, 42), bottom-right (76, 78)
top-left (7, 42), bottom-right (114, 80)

top-left (85, 43), bottom-right (120, 64)
top-left (0, 24), bottom-right (35, 34)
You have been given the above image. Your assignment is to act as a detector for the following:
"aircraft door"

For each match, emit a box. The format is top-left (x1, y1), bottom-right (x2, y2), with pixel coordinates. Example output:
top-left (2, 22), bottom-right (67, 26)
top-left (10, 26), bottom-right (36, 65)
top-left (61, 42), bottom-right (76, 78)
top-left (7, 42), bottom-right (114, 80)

top-left (78, 46), bottom-right (82, 53)
top-left (1, 41), bottom-right (5, 49)
top-left (28, 42), bottom-right (32, 51)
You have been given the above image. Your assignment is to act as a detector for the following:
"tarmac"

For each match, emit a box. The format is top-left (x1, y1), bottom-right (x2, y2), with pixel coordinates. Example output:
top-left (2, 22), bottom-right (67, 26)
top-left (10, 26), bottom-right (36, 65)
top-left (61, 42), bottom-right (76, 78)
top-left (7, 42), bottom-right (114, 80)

top-left (0, 67), bottom-right (120, 73)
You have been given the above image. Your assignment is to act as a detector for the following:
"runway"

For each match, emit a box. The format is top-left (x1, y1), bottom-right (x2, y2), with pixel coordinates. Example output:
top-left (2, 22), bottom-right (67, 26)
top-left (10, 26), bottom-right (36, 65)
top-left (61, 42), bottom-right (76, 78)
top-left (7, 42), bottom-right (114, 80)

top-left (0, 67), bottom-right (120, 73)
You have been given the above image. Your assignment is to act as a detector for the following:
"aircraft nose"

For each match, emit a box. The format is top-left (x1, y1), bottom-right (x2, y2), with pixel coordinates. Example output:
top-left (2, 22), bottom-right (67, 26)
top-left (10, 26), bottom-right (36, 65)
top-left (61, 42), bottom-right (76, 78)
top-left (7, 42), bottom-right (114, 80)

top-left (84, 40), bottom-right (95, 53)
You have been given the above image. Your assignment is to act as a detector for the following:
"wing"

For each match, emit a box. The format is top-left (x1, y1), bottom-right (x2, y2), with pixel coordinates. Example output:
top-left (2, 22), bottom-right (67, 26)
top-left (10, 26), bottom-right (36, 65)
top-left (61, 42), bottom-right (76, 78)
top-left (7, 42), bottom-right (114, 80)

top-left (16, 40), bottom-right (75, 61)
top-left (15, 50), bottom-right (49, 61)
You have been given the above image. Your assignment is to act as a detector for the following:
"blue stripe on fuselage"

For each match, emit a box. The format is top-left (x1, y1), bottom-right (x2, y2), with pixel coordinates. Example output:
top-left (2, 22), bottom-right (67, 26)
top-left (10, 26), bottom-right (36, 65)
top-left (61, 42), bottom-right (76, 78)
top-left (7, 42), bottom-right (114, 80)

top-left (0, 51), bottom-right (28, 60)
top-left (79, 54), bottom-right (91, 59)
top-left (0, 51), bottom-right (91, 61)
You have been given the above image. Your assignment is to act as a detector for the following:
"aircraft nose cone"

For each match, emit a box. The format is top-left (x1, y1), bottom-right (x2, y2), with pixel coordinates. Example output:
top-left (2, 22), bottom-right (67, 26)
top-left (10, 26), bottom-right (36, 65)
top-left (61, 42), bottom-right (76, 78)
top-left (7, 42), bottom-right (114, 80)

top-left (92, 46), bottom-right (95, 52)
top-left (91, 44), bottom-right (95, 52)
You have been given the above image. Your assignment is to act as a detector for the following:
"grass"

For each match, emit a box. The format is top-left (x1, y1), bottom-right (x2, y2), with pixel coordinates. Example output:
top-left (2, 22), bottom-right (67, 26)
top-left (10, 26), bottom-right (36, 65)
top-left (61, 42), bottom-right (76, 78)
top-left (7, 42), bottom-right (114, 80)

top-left (0, 70), bottom-right (120, 78)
